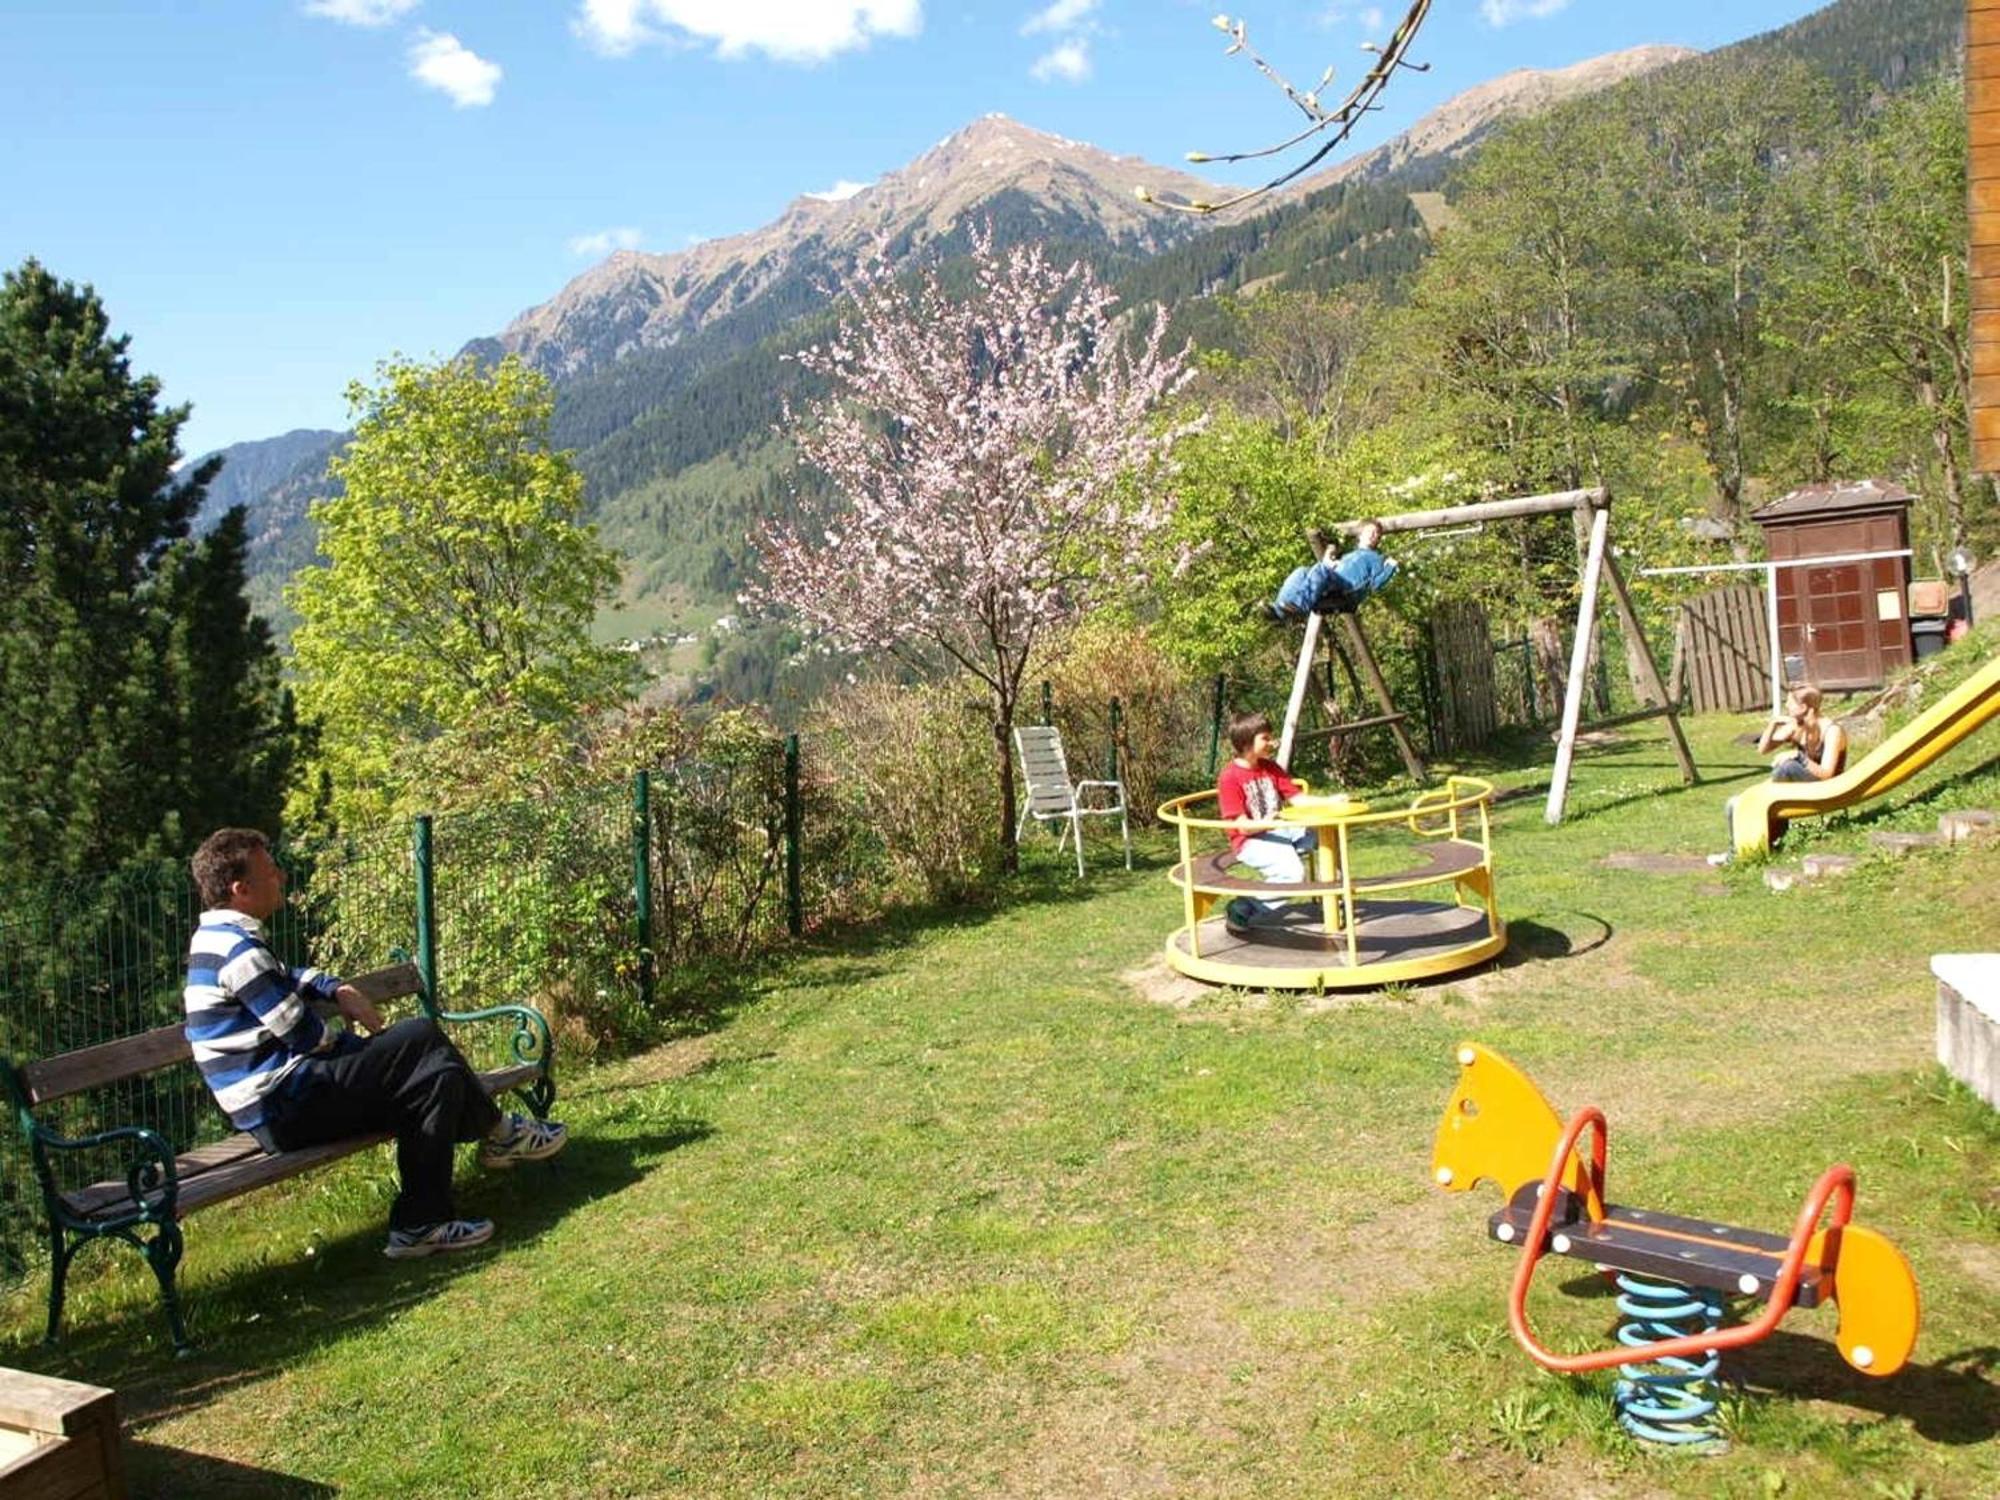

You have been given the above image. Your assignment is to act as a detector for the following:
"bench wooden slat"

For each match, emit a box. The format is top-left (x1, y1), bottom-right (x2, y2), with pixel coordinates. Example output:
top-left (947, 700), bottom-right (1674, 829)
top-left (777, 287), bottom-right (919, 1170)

top-left (21, 963), bottom-right (428, 1107)
top-left (344, 962), bottom-right (425, 1007)
top-left (58, 1063), bottom-right (542, 1223)
top-left (20, 1027), bottom-right (191, 1108)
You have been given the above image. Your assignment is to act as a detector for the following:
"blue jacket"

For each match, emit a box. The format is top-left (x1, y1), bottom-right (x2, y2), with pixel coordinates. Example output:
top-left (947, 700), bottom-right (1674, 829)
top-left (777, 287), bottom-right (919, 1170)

top-left (1275, 545), bottom-right (1398, 614)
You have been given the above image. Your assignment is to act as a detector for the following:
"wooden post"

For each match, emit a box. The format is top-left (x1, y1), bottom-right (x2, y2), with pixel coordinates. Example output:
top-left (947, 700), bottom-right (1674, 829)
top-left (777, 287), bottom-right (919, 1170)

top-left (1546, 503), bottom-right (1610, 824)
top-left (1278, 610), bottom-right (1323, 770)
top-left (1600, 549), bottom-right (1698, 786)
top-left (1971, 0), bottom-right (2000, 472)
top-left (1335, 613), bottom-right (1426, 781)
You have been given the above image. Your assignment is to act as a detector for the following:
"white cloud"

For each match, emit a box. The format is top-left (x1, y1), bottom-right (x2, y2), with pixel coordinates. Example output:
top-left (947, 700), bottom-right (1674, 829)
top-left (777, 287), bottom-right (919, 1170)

top-left (569, 227), bottom-right (645, 256)
top-left (408, 30), bottom-right (502, 107)
top-left (303, 0), bottom-right (420, 25)
top-left (1020, 0), bottom-right (1096, 36)
top-left (804, 178), bottom-right (872, 202)
top-left (575, 1), bottom-right (923, 64)
top-left (1479, 0), bottom-right (1571, 25)
top-left (1316, 3), bottom-right (1385, 28)
top-left (1030, 38), bottom-right (1091, 84)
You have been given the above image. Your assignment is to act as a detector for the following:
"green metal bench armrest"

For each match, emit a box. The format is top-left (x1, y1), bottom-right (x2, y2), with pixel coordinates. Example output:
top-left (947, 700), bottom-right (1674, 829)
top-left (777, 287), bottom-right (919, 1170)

top-left (29, 1121), bottom-right (178, 1228)
top-left (383, 947), bottom-right (556, 1076)
top-left (431, 1001), bottom-right (556, 1074)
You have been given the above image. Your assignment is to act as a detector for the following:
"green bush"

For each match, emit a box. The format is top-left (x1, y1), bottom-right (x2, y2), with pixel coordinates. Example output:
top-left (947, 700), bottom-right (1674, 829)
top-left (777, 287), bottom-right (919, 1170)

top-left (808, 676), bottom-right (1003, 903)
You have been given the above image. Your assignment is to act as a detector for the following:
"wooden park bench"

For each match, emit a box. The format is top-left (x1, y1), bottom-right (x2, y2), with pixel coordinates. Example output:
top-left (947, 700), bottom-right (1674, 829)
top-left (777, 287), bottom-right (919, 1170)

top-left (0, 962), bottom-right (555, 1354)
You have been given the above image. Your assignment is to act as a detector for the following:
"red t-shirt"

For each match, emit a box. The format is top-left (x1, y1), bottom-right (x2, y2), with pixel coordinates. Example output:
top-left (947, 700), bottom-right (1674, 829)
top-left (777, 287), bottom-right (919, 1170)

top-left (1216, 757), bottom-right (1301, 852)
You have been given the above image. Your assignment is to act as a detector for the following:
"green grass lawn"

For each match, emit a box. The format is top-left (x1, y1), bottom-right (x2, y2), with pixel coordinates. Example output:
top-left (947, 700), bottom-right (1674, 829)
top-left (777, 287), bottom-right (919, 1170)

top-left (4, 703), bottom-right (1998, 1498)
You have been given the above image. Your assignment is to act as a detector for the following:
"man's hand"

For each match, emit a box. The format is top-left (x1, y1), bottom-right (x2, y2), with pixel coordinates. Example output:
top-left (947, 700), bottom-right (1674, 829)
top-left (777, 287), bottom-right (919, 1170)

top-left (333, 984), bottom-right (385, 1036)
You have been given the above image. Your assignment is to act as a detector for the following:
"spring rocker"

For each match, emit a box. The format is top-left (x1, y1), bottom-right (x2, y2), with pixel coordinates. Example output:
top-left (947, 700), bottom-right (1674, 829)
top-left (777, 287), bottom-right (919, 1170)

top-left (1431, 1043), bottom-right (1920, 1448)
top-left (1157, 778), bottom-right (1506, 990)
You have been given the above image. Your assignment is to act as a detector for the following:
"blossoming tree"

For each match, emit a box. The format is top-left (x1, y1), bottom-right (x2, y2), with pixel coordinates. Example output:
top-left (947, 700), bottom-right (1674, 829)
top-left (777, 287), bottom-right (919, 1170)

top-left (751, 233), bottom-right (1199, 871)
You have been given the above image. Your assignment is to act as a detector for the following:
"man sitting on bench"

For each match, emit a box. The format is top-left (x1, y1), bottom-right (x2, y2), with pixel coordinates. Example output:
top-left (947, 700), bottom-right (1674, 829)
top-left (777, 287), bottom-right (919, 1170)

top-left (184, 828), bottom-right (567, 1259)
top-left (1264, 518), bottom-right (1400, 621)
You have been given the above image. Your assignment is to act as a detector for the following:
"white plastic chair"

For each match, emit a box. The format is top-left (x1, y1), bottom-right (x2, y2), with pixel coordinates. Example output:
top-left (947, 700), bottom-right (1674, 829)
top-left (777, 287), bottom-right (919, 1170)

top-left (1013, 724), bottom-right (1132, 877)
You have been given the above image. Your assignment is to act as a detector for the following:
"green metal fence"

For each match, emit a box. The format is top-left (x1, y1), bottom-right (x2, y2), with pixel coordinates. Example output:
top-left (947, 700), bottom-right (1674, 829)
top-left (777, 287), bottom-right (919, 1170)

top-left (0, 745), bottom-right (878, 1281)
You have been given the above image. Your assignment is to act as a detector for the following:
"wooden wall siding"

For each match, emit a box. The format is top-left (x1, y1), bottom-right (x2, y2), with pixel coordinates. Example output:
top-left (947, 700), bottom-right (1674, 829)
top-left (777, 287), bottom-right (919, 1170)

top-left (1974, 1), bottom-right (2000, 469)
top-left (1678, 584), bottom-right (1770, 714)
top-left (1429, 600), bottom-right (1499, 752)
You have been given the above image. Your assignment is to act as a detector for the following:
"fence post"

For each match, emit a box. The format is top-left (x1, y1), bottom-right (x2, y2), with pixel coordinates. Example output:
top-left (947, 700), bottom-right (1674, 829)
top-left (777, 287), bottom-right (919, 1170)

top-left (784, 734), bottom-right (803, 939)
top-left (633, 770), bottom-right (654, 1013)
top-left (1041, 680), bottom-right (1053, 725)
top-left (1106, 697), bottom-right (1122, 783)
top-left (1419, 621), bottom-right (1442, 759)
top-left (1208, 673), bottom-right (1226, 778)
top-left (412, 813), bottom-right (437, 1007)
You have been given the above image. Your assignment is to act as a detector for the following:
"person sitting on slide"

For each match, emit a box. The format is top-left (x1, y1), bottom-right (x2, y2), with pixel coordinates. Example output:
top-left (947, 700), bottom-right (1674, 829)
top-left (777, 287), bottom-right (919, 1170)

top-left (1713, 684), bottom-right (1847, 861)
top-left (1266, 518), bottom-right (1399, 621)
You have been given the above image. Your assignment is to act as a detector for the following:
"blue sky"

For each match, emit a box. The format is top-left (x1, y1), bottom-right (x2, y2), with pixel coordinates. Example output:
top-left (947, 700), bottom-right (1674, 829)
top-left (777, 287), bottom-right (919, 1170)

top-left (2, 0), bottom-right (1834, 457)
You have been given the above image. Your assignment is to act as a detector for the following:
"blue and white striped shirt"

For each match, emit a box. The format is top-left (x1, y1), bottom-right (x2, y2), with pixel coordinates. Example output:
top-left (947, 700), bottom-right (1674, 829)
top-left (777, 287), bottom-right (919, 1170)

top-left (183, 910), bottom-right (342, 1133)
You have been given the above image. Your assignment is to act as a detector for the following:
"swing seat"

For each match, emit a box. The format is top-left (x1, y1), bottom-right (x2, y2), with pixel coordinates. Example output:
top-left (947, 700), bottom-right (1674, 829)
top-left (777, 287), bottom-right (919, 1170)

top-left (1486, 1184), bottom-right (1828, 1306)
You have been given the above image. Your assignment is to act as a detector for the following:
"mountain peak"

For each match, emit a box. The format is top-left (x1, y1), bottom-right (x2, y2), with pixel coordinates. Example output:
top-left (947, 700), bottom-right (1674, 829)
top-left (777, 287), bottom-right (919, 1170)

top-left (1293, 42), bottom-right (1698, 192)
top-left (486, 113), bottom-right (1214, 379)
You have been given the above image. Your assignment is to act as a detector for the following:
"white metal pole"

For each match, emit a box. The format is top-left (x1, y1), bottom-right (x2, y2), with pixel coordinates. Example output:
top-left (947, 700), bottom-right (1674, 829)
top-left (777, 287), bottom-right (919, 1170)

top-left (1765, 562), bottom-right (1783, 717)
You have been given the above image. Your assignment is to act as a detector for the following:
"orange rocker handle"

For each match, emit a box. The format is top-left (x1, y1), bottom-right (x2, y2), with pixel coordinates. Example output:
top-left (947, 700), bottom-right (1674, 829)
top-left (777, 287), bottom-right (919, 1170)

top-left (1506, 1105), bottom-right (1855, 1375)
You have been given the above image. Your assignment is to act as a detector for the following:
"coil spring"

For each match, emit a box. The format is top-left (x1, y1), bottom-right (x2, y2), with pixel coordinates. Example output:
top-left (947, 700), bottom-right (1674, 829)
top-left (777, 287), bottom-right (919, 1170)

top-left (1612, 1272), bottom-right (1726, 1449)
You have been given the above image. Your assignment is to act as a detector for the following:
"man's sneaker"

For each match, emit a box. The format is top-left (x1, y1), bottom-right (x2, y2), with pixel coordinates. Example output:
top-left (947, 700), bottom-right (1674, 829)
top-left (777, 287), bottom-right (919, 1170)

top-left (1224, 897), bottom-right (1258, 935)
top-left (1705, 851), bottom-right (1733, 867)
top-left (383, 1217), bottom-right (495, 1259)
top-left (480, 1113), bottom-right (568, 1169)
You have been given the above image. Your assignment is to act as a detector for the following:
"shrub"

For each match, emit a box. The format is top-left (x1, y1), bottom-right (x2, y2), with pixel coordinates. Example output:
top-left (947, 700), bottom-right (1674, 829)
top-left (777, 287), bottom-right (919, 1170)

top-left (808, 676), bottom-right (1002, 903)
top-left (1039, 619), bottom-right (1213, 822)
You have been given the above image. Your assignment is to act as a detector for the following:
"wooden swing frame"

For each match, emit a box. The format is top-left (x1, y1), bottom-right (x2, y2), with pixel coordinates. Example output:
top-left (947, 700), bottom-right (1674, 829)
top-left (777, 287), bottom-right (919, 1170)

top-left (1275, 486), bottom-right (1696, 823)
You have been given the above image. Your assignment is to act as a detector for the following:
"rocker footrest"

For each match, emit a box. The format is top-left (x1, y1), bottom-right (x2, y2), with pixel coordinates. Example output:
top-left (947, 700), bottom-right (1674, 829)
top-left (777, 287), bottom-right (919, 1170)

top-left (1490, 1185), bottom-right (1828, 1307)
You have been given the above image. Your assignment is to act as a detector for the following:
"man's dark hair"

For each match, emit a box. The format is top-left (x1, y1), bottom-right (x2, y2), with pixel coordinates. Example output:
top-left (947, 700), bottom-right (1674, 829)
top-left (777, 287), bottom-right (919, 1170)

top-left (1227, 711), bottom-right (1273, 755)
top-left (191, 828), bottom-right (271, 908)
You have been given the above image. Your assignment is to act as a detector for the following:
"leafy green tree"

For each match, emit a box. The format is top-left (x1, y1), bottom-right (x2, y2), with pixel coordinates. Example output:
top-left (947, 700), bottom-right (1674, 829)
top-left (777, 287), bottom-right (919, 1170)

top-left (288, 355), bottom-right (630, 826)
top-left (1771, 76), bottom-right (1978, 553)
top-left (0, 260), bottom-right (289, 883)
top-left (1604, 59), bottom-right (1838, 533)
top-left (1394, 101), bottom-right (1641, 501)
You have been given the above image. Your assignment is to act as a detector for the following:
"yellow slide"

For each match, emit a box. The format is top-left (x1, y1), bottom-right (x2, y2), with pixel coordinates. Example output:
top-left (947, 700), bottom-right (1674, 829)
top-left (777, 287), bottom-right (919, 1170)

top-left (1733, 650), bottom-right (2000, 857)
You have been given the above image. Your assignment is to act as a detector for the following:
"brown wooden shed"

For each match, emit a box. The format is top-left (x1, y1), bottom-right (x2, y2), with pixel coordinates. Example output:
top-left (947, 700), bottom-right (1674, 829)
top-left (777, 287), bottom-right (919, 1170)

top-left (1750, 480), bottom-right (1913, 692)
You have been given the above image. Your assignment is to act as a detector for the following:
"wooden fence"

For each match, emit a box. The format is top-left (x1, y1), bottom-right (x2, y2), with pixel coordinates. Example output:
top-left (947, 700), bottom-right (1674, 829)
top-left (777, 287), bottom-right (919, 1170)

top-left (1674, 584), bottom-right (1768, 714)
top-left (1428, 601), bottom-right (1500, 753)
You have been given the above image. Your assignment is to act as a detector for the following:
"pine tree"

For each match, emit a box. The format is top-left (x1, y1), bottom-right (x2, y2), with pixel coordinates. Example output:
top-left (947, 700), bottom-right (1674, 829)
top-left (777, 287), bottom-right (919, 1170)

top-left (0, 259), bottom-right (291, 885)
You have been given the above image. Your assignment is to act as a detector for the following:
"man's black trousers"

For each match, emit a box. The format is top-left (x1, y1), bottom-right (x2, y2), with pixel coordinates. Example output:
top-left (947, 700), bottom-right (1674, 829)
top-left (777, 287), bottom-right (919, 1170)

top-left (261, 1017), bottom-right (501, 1231)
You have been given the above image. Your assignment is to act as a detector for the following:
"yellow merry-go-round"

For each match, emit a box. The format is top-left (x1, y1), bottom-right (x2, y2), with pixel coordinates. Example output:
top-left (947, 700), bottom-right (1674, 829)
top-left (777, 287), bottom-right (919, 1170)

top-left (1157, 777), bottom-right (1506, 990)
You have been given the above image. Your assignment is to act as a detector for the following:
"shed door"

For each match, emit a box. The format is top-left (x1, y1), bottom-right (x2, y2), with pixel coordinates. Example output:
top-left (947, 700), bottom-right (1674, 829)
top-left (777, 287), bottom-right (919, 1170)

top-left (1798, 561), bottom-right (1878, 690)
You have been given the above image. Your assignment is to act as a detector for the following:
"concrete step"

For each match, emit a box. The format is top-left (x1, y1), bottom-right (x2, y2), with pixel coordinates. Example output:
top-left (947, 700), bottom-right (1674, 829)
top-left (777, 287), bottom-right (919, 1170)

top-left (1939, 809), bottom-right (1998, 845)
top-left (1870, 830), bottom-right (1943, 857)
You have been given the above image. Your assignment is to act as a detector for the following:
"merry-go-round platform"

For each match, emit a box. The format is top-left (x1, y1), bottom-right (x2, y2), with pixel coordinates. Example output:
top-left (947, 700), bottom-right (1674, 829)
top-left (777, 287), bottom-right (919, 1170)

top-left (1158, 778), bottom-right (1507, 991)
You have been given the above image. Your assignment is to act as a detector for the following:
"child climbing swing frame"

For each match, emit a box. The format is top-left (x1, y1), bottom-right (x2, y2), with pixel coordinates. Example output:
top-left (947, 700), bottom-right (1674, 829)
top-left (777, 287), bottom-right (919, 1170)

top-left (1275, 486), bottom-right (1696, 822)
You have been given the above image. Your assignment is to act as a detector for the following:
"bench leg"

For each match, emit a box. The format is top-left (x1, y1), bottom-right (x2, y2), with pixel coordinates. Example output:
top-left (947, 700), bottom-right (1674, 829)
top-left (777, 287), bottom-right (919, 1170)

top-left (144, 1222), bottom-right (191, 1355)
top-left (517, 1073), bottom-right (558, 1122)
top-left (43, 1223), bottom-right (74, 1347)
